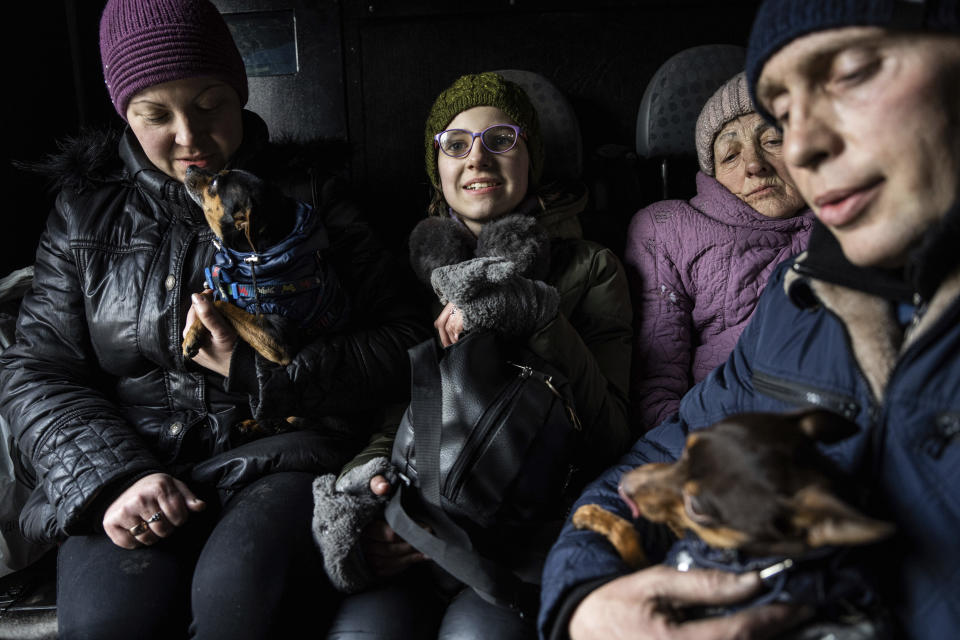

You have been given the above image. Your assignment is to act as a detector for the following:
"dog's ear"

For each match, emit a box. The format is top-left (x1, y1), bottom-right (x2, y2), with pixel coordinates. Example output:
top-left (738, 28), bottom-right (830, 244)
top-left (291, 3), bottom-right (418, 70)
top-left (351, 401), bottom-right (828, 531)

top-left (790, 486), bottom-right (895, 547)
top-left (793, 409), bottom-right (860, 444)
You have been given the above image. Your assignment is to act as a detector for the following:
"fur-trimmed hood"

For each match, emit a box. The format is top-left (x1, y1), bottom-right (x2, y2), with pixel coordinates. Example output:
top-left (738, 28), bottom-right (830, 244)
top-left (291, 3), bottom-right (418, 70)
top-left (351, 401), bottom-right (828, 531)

top-left (15, 126), bottom-right (126, 195)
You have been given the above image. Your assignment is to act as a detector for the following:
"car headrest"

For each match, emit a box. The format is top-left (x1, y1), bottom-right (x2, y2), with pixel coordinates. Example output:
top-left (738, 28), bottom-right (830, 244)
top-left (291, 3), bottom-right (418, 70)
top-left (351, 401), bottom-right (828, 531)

top-left (636, 45), bottom-right (746, 159)
top-left (496, 69), bottom-right (582, 183)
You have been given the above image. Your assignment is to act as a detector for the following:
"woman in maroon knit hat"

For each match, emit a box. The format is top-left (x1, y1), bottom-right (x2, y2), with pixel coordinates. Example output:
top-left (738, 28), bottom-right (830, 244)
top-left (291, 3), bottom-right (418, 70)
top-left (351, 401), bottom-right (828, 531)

top-left (0, 0), bottom-right (427, 637)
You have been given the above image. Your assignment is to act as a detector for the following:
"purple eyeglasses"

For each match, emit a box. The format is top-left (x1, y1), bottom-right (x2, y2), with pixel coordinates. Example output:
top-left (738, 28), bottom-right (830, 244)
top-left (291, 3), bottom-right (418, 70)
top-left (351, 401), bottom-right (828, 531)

top-left (434, 124), bottom-right (525, 158)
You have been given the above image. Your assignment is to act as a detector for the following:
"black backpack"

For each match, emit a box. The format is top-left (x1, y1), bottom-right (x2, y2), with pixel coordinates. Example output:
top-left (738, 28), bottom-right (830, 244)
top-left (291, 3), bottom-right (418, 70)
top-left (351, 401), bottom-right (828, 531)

top-left (386, 330), bottom-right (582, 615)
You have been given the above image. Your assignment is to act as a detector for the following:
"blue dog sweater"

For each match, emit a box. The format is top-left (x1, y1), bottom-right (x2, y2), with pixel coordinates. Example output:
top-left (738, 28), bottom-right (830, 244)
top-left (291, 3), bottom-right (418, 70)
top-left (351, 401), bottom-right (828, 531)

top-left (205, 200), bottom-right (350, 331)
top-left (663, 533), bottom-right (884, 622)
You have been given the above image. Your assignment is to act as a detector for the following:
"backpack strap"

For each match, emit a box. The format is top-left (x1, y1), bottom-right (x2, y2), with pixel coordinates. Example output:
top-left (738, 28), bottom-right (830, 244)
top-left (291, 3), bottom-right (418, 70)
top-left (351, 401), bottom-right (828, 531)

top-left (408, 338), bottom-right (443, 508)
top-left (402, 340), bottom-right (476, 545)
top-left (389, 337), bottom-right (539, 617)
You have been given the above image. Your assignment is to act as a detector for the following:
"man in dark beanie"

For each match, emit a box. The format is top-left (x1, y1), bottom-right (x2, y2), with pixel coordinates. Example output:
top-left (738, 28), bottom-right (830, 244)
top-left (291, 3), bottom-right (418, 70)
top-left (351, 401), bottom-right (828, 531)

top-left (539, 1), bottom-right (960, 638)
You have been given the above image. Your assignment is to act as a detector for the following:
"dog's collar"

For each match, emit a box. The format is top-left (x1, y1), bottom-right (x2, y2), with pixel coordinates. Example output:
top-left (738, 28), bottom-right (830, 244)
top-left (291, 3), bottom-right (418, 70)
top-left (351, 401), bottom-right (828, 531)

top-left (205, 265), bottom-right (325, 302)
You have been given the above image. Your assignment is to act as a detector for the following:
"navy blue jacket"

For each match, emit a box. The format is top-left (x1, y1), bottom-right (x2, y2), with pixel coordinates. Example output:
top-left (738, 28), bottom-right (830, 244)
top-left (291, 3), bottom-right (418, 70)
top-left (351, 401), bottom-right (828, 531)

top-left (539, 232), bottom-right (960, 639)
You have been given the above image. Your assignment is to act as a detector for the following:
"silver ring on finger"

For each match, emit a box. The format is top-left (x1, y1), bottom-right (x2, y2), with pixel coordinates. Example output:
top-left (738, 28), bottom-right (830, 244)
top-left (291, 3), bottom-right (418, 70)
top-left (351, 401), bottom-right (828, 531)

top-left (449, 307), bottom-right (457, 317)
top-left (146, 511), bottom-right (163, 524)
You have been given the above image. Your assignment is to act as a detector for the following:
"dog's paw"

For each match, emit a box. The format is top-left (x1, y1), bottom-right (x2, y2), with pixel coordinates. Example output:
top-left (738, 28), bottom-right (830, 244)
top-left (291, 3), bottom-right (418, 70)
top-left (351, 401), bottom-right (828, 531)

top-left (182, 318), bottom-right (208, 360)
top-left (237, 417), bottom-right (298, 436)
top-left (237, 419), bottom-right (265, 435)
top-left (254, 343), bottom-right (292, 366)
top-left (573, 504), bottom-right (648, 569)
top-left (182, 336), bottom-right (201, 359)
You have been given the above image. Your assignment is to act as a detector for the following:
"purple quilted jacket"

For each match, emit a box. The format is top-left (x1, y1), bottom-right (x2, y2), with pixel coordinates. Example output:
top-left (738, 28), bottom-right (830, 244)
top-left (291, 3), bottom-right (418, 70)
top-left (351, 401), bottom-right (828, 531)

top-left (625, 171), bottom-right (813, 432)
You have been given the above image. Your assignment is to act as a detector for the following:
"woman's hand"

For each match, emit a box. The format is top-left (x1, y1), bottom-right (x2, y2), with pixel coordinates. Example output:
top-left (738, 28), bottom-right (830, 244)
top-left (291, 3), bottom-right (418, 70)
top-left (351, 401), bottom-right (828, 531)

top-left (435, 302), bottom-right (465, 347)
top-left (102, 472), bottom-right (206, 549)
top-left (183, 290), bottom-right (237, 376)
top-left (360, 474), bottom-right (428, 577)
top-left (569, 565), bottom-right (811, 639)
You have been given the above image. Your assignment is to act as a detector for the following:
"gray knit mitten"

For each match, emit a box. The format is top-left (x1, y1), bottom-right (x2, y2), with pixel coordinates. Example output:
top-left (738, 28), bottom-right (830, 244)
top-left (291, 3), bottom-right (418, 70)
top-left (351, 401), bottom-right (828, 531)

top-left (312, 457), bottom-right (397, 593)
top-left (430, 256), bottom-right (560, 338)
top-left (475, 214), bottom-right (551, 281)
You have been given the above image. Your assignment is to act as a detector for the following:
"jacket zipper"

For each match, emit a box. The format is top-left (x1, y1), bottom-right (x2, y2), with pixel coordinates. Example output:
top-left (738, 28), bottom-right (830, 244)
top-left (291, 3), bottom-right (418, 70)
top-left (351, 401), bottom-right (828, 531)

top-left (752, 371), bottom-right (860, 419)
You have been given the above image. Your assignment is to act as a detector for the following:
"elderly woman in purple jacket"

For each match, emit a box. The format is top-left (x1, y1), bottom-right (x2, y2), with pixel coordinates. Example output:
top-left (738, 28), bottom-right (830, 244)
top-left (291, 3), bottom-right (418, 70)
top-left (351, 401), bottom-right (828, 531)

top-left (625, 71), bottom-right (813, 432)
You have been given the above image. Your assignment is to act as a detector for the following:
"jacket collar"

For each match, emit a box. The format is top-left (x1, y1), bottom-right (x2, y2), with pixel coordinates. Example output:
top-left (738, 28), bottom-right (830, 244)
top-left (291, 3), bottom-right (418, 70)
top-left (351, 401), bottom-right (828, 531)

top-left (793, 223), bottom-right (916, 303)
top-left (785, 204), bottom-right (960, 400)
top-left (535, 182), bottom-right (588, 241)
top-left (690, 171), bottom-right (814, 231)
top-left (794, 190), bottom-right (960, 305)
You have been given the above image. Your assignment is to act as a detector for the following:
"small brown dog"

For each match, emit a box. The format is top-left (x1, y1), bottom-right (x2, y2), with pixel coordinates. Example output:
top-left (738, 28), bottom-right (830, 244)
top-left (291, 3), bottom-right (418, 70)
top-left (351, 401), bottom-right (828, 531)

top-left (183, 166), bottom-right (303, 365)
top-left (182, 166), bottom-right (348, 366)
top-left (182, 166), bottom-right (349, 434)
top-left (573, 409), bottom-right (894, 568)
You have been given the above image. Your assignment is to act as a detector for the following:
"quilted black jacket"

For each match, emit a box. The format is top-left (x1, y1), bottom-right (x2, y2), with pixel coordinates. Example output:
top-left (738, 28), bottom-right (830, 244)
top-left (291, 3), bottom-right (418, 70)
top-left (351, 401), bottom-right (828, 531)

top-left (0, 111), bottom-right (429, 543)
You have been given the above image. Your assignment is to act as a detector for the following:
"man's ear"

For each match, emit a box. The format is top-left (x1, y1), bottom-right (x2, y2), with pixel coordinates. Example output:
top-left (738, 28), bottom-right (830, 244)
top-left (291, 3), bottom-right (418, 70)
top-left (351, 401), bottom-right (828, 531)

top-left (793, 409), bottom-right (860, 444)
top-left (790, 486), bottom-right (895, 547)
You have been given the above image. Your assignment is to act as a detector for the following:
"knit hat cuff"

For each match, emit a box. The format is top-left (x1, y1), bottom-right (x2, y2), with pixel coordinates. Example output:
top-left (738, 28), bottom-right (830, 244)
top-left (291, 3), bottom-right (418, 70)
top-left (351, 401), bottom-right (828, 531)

top-left (695, 72), bottom-right (754, 175)
top-left (424, 72), bottom-right (544, 192)
top-left (746, 0), bottom-right (960, 124)
top-left (100, 0), bottom-right (248, 119)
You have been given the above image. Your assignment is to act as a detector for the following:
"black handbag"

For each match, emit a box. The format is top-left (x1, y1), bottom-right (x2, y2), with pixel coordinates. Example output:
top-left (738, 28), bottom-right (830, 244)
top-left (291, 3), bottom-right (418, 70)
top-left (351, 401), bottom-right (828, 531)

top-left (386, 330), bottom-right (582, 614)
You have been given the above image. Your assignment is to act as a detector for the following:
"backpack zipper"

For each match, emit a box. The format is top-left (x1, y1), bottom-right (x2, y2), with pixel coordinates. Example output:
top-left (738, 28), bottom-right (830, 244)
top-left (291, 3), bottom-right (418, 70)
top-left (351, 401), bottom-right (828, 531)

top-left (443, 363), bottom-right (581, 503)
top-left (510, 363), bottom-right (582, 432)
top-left (443, 373), bottom-right (527, 502)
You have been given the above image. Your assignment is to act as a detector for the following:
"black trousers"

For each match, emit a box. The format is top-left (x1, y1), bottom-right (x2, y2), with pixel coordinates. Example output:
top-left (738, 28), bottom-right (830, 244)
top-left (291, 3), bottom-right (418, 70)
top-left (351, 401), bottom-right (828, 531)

top-left (326, 565), bottom-right (536, 640)
top-left (57, 471), bottom-right (337, 640)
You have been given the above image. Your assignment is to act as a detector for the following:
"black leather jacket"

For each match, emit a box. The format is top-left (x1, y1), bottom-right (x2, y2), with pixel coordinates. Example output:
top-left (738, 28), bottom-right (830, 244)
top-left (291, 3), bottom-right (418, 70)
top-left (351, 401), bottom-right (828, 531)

top-left (0, 112), bottom-right (429, 543)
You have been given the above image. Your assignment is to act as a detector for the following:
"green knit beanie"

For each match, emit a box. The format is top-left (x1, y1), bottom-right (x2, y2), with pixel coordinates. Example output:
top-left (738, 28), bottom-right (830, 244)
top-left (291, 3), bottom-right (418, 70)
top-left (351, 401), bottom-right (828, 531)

top-left (424, 72), bottom-right (544, 190)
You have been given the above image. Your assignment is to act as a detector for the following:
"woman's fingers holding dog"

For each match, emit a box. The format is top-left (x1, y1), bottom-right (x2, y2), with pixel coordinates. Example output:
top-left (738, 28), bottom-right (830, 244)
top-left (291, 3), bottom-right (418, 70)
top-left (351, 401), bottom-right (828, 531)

top-left (655, 567), bottom-right (813, 638)
top-left (361, 519), bottom-right (428, 578)
top-left (103, 473), bottom-right (206, 549)
top-left (653, 565), bottom-right (763, 606)
top-left (569, 566), bottom-right (810, 640)
top-left (182, 289), bottom-right (212, 339)
top-left (186, 290), bottom-right (237, 376)
top-left (435, 302), bottom-right (464, 347)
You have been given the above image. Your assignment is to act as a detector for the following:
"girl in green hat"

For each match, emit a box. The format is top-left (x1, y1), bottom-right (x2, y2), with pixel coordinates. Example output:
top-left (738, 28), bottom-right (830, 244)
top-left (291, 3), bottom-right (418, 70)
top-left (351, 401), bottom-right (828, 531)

top-left (315, 71), bottom-right (634, 639)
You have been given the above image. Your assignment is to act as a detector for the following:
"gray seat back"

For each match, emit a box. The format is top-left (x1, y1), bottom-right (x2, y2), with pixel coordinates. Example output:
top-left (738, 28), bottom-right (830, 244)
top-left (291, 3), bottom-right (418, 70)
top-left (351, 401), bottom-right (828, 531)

top-left (496, 69), bottom-right (582, 184)
top-left (635, 45), bottom-right (745, 199)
